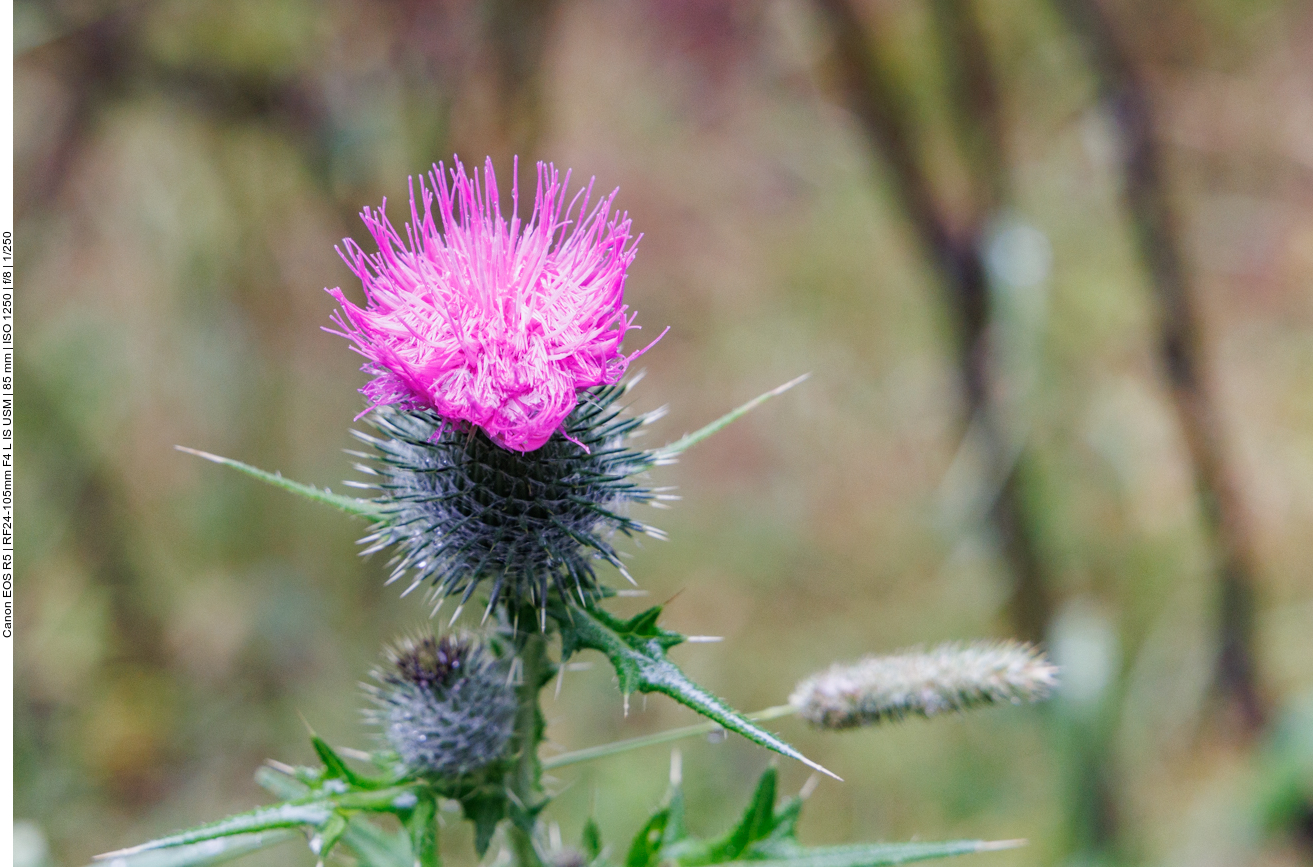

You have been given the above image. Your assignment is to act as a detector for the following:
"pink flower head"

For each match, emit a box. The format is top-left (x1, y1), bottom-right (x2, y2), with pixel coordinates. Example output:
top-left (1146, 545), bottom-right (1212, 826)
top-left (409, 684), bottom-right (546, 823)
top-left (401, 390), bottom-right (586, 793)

top-left (327, 157), bottom-right (660, 452)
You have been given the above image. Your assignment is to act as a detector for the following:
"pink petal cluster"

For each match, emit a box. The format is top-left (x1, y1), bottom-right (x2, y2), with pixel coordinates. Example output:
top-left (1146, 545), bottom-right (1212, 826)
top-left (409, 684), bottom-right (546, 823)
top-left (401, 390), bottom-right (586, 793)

top-left (328, 158), bottom-right (657, 452)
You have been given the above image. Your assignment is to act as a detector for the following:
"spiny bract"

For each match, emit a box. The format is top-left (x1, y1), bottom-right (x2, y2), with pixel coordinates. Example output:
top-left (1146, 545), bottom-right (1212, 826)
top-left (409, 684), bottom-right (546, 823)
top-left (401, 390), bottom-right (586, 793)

top-left (367, 631), bottom-right (518, 779)
top-left (353, 380), bottom-right (669, 615)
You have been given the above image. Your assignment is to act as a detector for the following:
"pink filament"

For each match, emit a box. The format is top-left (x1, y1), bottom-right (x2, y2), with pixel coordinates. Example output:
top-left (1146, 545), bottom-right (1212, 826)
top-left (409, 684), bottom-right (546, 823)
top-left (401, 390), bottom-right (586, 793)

top-left (327, 157), bottom-right (655, 452)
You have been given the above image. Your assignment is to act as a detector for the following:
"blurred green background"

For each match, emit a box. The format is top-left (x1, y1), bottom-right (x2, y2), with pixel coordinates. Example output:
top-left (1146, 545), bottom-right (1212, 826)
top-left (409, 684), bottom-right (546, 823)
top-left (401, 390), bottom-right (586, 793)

top-left (15, 0), bottom-right (1313, 865)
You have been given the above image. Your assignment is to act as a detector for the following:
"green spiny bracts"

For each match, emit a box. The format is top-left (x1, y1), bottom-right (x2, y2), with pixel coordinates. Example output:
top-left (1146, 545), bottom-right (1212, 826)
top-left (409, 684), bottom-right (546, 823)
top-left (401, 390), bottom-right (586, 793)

top-left (352, 379), bottom-right (670, 616)
top-left (366, 631), bottom-right (518, 779)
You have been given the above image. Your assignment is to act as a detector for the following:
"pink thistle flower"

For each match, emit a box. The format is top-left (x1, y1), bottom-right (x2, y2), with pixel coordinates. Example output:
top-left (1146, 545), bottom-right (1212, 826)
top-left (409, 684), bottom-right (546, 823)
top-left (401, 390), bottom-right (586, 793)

top-left (327, 157), bottom-right (660, 452)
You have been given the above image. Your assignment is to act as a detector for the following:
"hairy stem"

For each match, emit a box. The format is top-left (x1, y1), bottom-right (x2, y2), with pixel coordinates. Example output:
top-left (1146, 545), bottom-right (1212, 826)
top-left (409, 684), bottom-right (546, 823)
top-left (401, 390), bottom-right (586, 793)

top-left (508, 627), bottom-right (552, 867)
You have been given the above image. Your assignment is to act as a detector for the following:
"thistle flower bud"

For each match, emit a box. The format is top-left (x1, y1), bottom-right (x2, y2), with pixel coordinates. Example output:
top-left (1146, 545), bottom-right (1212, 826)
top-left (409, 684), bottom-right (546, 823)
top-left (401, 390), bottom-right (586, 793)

top-left (367, 631), bottom-right (518, 778)
top-left (354, 380), bottom-right (666, 614)
top-left (789, 640), bottom-right (1058, 729)
top-left (328, 158), bottom-right (656, 453)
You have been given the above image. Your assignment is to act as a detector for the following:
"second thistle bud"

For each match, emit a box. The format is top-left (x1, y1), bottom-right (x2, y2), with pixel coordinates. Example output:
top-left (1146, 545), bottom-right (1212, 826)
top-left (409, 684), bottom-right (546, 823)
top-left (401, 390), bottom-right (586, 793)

top-left (367, 631), bottom-right (518, 779)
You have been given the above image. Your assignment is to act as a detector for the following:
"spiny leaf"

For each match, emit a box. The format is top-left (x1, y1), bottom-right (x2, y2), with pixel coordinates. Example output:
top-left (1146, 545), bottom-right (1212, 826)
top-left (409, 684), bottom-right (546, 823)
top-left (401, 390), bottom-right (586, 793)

top-left (254, 767), bottom-right (411, 867)
top-left (557, 603), bottom-right (838, 780)
top-left (626, 769), bottom-right (1020, 867)
top-left (312, 736), bottom-right (356, 783)
top-left (649, 768), bottom-right (796, 867)
top-left (654, 375), bottom-right (809, 461)
top-left (98, 787), bottom-right (421, 858)
top-left (96, 804), bottom-right (335, 859)
top-left (86, 830), bottom-right (299, 867)
top-left (176, 446), bottom-right (384, 518)
top-left (310, 736), bottom-right (394, 790)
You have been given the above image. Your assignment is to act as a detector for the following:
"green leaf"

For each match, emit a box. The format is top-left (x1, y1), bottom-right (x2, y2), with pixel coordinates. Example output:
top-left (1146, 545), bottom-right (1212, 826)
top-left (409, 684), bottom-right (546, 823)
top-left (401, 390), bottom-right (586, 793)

top-left (311, 735), bottom-right (394, 790)
top-left (654, 375), bottom-right (809, 461)
top-left (88, 830), bottom-right (298, 867)
top-left (760, 793), bottom-right (804, 848)
top-left (648, 768), bottom-right (793, 867)
top-left (626, 809), bottom-right (672, 867)
top-left (405, 792), bottom-right (440, 867)
top-left (254, 765), bottom-right (309, 800)
top-left (255, 765), bottom-right (412, 867)
top-left (558, 603), bottom-right (838, 780)
top-left (176, 446), bottom-right (384, 519)
top-left (310, 813), bottom-right (349, 861)
top-left (582, 818), bottom-right (604, 862)
top-left (341, 823), bottom-right (413, 867)
top-left (99, 787), bottom-right (422, 858)
top-left (98, 803), bottom-right (337, 858)
top-left (460, 792), bottom-right (508, 857)
top-left (313, 736), bottom-right (356, 780)
top-left (624, 768), bottom-right (1021, 867)
top-left (706, 768), bottom-right (777, 863)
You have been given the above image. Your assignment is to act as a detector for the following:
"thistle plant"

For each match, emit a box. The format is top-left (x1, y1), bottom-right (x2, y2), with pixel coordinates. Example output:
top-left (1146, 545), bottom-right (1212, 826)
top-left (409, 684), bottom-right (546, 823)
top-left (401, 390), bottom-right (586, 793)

top-left (105, 158), bottom-right (1056, 867)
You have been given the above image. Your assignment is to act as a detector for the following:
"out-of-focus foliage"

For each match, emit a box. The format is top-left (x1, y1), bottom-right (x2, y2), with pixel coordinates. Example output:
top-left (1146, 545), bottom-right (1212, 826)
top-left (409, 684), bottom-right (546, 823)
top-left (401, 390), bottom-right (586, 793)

top-left (15, 1), bottom-right (1313, 866)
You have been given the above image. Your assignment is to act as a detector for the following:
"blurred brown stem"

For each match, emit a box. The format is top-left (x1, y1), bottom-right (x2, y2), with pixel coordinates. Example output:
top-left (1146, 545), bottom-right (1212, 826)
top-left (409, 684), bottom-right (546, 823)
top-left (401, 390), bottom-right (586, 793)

top-left (1051, 0), bottom-right (1266, 733)
top-left (814, 0), bottom-right (1053, 644)
top-left (930, 0), bottom-right (1009, 208)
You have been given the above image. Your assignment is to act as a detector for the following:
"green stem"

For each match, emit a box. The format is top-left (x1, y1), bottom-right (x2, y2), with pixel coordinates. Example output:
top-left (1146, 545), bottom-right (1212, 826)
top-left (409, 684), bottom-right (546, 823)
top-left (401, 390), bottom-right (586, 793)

top-left (508, 628), bottom-right (552, 867)
top-left (543, 705), bottom-right (797, 769)
top-left (654, 374), bottom-right (809, 460)
top-left (175, 446), bottom-right (385, 519)
top-left (408, 792), bottom-right (440, 867)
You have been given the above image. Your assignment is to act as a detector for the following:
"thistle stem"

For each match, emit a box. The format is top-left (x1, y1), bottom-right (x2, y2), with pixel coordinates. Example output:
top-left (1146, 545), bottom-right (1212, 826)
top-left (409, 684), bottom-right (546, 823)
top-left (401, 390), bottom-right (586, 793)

top-left (543, 705), bottom-right (798, 769)
top-left (653, 374), bottom-right (809, 461)
top-left (508, 628), bottom-right (552, 867)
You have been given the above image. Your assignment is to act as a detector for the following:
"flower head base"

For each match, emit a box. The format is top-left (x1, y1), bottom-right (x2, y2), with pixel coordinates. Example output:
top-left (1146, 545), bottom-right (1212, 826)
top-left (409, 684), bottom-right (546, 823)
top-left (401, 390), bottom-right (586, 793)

top-left (329, 157), bottom-right (656, 452)
top-left (354, 379), bottom-right (668, 616)
top-left (366, 631), bottom-right (518, 779)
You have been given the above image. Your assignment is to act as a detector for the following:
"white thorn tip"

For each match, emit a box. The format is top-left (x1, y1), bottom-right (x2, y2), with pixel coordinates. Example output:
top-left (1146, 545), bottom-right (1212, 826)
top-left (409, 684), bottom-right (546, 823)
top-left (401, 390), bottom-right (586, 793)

top-left (800, 754), bottom-right (843, 782)
top-left (978, 840), bottom-right (1027, 851)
